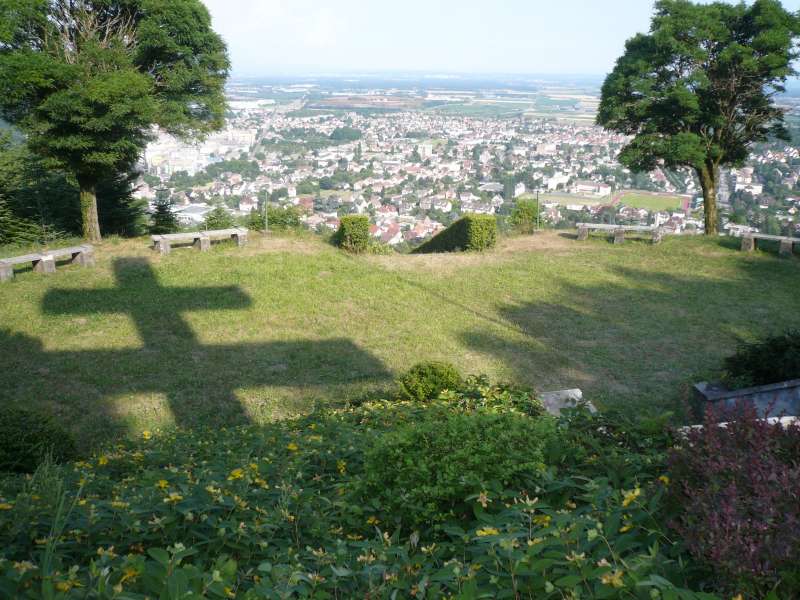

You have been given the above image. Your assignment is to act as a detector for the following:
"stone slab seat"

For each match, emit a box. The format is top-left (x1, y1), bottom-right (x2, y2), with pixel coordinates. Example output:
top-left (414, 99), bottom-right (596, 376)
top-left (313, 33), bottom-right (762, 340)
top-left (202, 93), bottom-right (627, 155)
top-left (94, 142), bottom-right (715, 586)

top-left (576, 223), bottom-right (662, 245)
top-left (0, 244), bottom-right (95, 282)
top-left (151, 228), bottom-right (248, 255)
top-left (740, 232), bottom-right (799, 257)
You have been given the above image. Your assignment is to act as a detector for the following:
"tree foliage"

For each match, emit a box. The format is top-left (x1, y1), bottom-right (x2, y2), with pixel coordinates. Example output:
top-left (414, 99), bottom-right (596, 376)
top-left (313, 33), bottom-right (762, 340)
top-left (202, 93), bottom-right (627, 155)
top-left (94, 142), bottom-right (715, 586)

top-left (0, 0), bottom-right (229, 241)
top-left (597, 0), bottom-right (800, 234)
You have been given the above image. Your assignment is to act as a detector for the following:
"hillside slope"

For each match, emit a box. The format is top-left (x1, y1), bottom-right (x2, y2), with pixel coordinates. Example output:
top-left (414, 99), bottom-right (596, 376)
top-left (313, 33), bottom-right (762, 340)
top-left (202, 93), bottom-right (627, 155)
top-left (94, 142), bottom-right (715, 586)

top-left (1, 231), bottom-right (798, 447)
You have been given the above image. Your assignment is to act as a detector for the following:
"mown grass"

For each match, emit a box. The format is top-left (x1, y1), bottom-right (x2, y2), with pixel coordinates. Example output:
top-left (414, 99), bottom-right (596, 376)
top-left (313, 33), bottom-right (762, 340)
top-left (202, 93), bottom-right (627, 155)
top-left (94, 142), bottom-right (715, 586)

top-left (1, 230), bottom-right (799, 448)
top-left (618, 192), bottom-right (684, 211)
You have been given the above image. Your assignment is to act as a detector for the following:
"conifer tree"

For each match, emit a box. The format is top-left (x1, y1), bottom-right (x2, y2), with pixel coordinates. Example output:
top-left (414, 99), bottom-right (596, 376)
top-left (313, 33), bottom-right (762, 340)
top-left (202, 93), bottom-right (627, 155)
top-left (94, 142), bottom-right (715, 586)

top-left (149, 189), bottom-right (180, 235)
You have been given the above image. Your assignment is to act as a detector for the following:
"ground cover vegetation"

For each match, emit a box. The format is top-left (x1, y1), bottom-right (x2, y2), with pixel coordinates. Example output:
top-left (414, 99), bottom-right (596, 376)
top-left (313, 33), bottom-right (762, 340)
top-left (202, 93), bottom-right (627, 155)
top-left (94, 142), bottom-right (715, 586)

top-left (1, 364), bottom-right (797, 598)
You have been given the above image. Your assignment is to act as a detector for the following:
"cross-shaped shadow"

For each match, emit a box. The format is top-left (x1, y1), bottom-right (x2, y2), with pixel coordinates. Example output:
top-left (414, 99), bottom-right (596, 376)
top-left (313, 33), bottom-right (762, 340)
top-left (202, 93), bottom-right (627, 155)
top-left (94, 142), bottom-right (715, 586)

top-left (15, 257), bottom-right (392, 433)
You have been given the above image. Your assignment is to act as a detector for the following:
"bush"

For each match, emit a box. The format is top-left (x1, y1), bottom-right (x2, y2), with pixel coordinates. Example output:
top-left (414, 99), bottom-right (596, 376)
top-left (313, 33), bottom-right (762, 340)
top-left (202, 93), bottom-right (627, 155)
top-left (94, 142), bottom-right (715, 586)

top-left (149, 192), bottom-right (180, 235)
top-left (723, 330), bottom-right (800, 388)
top-left (333, 215), bottom-right (370, 253)
top-left (398, 361), bottom-right (462, 401)
top-left (510, 199), bottom-right (541, 234)
top-left (668, 404), bottom-right (800, 598)
top-left (360, 409), bottom-right (552, 526)
top-left (413, 214), bottom-right (497, 253)
top-left (0, 407), bottom-right (76, 473)
top-left (203, 205), bottom-right (235, 230)
top-left (247, 206), bottom-right (302, 231)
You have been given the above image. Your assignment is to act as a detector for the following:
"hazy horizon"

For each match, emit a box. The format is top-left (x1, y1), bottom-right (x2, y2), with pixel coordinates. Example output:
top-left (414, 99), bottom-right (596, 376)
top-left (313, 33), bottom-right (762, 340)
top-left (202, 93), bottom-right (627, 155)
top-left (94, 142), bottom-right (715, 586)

top-left (204, 0), bottom-right (800, 78)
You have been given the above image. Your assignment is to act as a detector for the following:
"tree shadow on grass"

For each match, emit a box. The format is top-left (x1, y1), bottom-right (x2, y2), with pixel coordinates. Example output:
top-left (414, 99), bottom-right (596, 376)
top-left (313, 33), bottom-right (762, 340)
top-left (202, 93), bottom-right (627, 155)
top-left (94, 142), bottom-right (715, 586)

top-left (461, 256), bottom-right (800, 415)
top-left (1, 258), bottom-right (391, 447)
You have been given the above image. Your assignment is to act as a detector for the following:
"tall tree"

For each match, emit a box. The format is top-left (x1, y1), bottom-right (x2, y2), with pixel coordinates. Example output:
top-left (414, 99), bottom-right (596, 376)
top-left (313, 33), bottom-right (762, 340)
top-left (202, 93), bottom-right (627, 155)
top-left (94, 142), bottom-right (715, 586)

top-left (0, 0), bottom-right (229, 242)
top-left (597, 0), bottom-right (800, 235)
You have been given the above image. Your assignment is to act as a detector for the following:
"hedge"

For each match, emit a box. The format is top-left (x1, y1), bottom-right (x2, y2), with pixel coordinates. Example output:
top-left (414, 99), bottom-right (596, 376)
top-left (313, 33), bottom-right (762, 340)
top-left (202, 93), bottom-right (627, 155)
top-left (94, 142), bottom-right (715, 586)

top-left (334, 215), bottom-right (370, 253)
top-left (414, 214), bottom-right (497, 253)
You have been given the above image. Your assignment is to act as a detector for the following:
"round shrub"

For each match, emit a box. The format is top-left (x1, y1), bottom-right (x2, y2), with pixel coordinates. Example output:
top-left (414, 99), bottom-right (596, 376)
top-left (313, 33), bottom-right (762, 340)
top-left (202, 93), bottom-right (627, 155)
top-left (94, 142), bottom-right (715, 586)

top-left (398, 361), bottom-right (463, 401)
top-left (360, 409), bottom-right (552, 527)
top-left (0, 407), bottom-right (76, 473)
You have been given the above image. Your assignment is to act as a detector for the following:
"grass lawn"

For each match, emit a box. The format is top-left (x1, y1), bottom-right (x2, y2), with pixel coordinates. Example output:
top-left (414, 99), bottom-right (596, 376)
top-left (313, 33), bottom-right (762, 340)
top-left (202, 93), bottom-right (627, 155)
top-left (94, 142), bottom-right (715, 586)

top-left (619, 192), bottom-right (685, 211)
top-left (1, 231), bottom-right (799, 448)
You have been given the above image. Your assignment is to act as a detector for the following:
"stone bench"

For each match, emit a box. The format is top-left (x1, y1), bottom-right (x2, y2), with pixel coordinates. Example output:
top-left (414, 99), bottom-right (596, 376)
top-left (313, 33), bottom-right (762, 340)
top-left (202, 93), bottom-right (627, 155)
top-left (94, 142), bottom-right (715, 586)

top-left (576, 223), bottom-right (663, 244)
top-left (0, 244), bottom-right (95, 282)
top-left (151, 228), bottom-right (248, 255)
top-left (740, 232), bottom-right (798, 257)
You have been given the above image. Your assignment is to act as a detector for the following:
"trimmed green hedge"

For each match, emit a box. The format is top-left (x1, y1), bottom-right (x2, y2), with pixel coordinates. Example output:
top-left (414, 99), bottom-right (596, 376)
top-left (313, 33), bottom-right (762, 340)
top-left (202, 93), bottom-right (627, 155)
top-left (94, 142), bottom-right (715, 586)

top-left (334, 215), bottom-right (370, 253)
top-left (414, 214), bottom-right (497, 253)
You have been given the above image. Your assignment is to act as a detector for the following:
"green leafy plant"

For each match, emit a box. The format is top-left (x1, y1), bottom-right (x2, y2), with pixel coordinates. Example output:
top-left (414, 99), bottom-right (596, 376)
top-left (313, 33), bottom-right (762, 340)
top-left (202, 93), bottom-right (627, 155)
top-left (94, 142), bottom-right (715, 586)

top-left (723, 330), bottom-right (800, 388)
top-left (0, 407), bottom-right (76, 473)
top-left (203, 205), bottom-right (236, 230)
top-left (413, 214), bottom-right (497, 253)
top-left (398, 361), bottom-right (463, 401)
top-left (333, 215), bottom-right (370, 253)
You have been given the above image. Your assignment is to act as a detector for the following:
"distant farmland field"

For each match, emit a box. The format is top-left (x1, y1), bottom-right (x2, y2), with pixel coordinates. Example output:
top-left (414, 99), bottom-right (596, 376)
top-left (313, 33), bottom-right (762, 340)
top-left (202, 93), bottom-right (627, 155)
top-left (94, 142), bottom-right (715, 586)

top-left (618, 192), bottom-right (685, 211)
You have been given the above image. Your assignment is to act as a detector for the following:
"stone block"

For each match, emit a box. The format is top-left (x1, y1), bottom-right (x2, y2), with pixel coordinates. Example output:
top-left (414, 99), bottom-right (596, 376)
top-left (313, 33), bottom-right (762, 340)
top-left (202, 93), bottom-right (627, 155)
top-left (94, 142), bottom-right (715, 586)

top-left (539, 388), bottom-right (596, 417)
top-left (779, 238), bottom-right (793, 257)
top-left (577, 226), bottom-right (588, 241)
top-left (651, 228), bottom-right (663, 244)
top-left (613, 228), bottom-right (625, 244)
top-left (196, 235), bottom-right (211, 252)
top-left (233, 232), bottom-right (247, 247)
top-left (155, 239), bottom-right (171, 255)
top-left (34, 255), bottom-right (56, 274)
top-left (0, 262), bottom-right (13, 282)
top-left (741, 235), bottom-right (755, 252)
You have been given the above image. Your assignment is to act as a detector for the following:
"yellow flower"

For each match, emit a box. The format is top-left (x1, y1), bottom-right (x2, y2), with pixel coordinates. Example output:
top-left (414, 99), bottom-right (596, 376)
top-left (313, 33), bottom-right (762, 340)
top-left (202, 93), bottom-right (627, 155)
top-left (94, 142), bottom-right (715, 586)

top-left (156, 479), bottom-right (169, 489)
top-left (619, 524), bottom-right (633, 533)
top-left (224, 586), bottom-right (236, 598)
top-left (97, 455), bottom-right (109, 466)
top-left (477, 491), bottom-right (491, 508)
top-left (111, 500), bottom-right (129, 509)
top-left (0, 503), bottom-right (13, 510)
top-left (287, 442), bottom-right (299, 452)
top-left (731, 595), bottom-right (744, 600)
top-left (659, 475), bottom-right (670, 486)
top-left (476, 527), bottom-right (500, 537)
top-left (622, 487), bottom-right (641, 508)
top-left (337, 460), bottom-right (347, 475)
top-left (601, 569), bottom-right (625, 588)
top-left (532, 514), bottom-right (552, 527)
top-left (228, 468), bottom-right (245, 481)
top-left (142, 430), bottom-right (152, 441)
top-left (164, 492), bottom-right (183, 504)
top-left (366, 516), bottom-right (380, 525)
top-left (55, 582), bottom-right (74, 592)
top-left (13, 561), bottom-right (35, 574)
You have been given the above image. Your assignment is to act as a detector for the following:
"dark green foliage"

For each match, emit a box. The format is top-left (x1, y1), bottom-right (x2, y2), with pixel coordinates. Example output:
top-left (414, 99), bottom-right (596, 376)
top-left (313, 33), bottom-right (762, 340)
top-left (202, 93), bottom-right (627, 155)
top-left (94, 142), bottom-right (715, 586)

top-left (330, 126), bottom-right (362, 142)
top-left (414, 214), bottom-right (497, 253)
top-left (0, 406), bottom-right (76, 473)
top-left (398, 361), bottom-right (463, 401)
top-left (360, 408), bottom-right (551, 526)
top-left (509, 199), bottom-right (540, 234)
top-left (0, 0), bottom-right (230, 239)
top-left (597, 0), bottom-right (800, 234)
top-left (247, 206), bottom-right (302, 232)
top-left (0, 135), bottom-right (145, 243)
top-left (333, 215), bottom-right (370, 253)
top-left (723, 330), bottom-right (800, 388)
top-left (149, 190), bottom-right (180, 235)
top-left (203, 206), bottom-right (235, 231)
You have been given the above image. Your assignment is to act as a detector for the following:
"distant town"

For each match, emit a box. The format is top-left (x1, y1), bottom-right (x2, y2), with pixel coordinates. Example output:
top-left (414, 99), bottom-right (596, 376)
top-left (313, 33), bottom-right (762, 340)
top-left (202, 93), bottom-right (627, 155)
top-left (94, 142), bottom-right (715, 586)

top-left (135, 76), bottom-right (800, 246)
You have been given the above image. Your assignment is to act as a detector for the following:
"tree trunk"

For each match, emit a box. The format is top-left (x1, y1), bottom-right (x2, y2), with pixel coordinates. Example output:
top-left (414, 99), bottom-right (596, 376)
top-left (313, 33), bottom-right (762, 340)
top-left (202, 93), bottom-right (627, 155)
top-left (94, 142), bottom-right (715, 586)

top-left (78, 178), bottom-right (102, 242)
top-left (698, 163), bottom-right (719, 236)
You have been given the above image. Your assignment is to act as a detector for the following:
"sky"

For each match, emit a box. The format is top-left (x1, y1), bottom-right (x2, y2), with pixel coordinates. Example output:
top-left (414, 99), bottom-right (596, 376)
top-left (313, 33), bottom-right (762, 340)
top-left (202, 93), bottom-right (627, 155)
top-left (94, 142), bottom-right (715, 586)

top-left (203, 0), bottom-right (800, 78)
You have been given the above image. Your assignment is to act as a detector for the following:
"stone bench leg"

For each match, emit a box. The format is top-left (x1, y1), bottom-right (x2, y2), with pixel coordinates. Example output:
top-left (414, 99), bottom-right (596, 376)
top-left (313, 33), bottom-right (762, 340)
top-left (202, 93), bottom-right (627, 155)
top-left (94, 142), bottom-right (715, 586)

top-left (233, 232), bottom-right (247, 247)
top-left (33, 255), bottom-right (56, 274)
top-left (0, 262), bottom-right (13, 282)
top-left (652, 228), bottom-right (663, 244)
top-left (155, 239), bottom-right (171, 255)
top-left (613, 229), bottom-right (625, 244)
top-left (779, 239), bottom-right (793, 257)
top-left (195, 235), bottom-right (211, 252)
top-left (741, 236), bottom-right (755, 252)
top-left (71, 247), bottom-right (95, 267)
top-left (577, 226), bottom-right (588, 241)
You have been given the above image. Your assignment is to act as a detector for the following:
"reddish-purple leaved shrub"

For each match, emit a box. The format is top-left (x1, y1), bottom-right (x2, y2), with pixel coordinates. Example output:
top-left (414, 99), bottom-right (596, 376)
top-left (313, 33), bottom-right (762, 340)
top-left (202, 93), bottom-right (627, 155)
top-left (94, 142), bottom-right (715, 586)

top-left (668, 404), bottom-right (800, 597)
